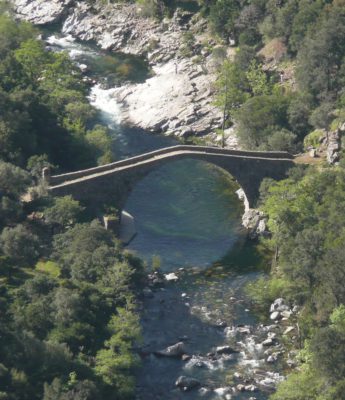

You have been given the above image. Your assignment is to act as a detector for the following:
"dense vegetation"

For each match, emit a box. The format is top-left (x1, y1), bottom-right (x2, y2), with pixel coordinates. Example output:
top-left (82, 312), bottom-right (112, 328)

top-left (0, 11), bottom-right (144, 400)
top-left (212, 0), bottom-right (345, 152)
top-left (0, 9), bottom-right (112, 171)
top-left (245, 164), bottom-right (345, 399)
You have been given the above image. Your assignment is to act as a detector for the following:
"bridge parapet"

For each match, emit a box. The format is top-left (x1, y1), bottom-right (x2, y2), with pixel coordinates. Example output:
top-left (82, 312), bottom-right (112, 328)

top-left (49, 145), bottom-right (294, 186)
top-left (48, 146), bottom-right (295, 211)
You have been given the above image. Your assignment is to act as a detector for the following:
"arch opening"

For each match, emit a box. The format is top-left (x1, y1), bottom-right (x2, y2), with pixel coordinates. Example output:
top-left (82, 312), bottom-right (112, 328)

top-left (121, 159), bottom-right (246, 271)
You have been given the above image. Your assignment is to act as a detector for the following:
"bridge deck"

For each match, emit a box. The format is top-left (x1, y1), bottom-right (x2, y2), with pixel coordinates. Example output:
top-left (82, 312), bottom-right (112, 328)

top-left (49, 147), bottom-right (294, 189)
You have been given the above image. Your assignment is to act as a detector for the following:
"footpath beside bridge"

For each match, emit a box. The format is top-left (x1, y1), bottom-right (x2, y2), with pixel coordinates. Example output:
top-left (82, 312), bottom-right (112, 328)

top-left (47, 145), bottom-right (295, 211)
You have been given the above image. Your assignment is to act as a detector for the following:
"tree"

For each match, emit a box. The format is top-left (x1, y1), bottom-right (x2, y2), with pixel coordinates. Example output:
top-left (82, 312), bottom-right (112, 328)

top-left (209, 0), bottom-right (240, 39)
top-left (53, 221), bottom-right (119, 282)
top-left (95, 308), bottom-right (141, 398)
top-left (235, 94), bottom-right (291, 149)
top-left (43, 378), bottom-right (101, 400)
top-left (14, 39), bottom-right (50, 83)
top-left (287, 92), bottom-right (313, 138)
top-left (214, 60), bottom-right (249, 144)
top-left (44, 196), bottom-right (84, 229)
top-left (296, 5), bottom-right (345, 99)
top-left (0, 161), bottom-right (31, 225)
top-left (0, 224), bottom-right (40, 266)
top-left (245, 60), bottom-right (271, 96)
top-left (27, 154), bottom-right (54, 181)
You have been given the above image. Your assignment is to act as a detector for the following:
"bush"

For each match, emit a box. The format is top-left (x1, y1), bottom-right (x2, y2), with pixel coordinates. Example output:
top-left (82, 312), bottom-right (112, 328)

top-left (246, 276), bottom-right (293, 314)
top-left (266, 128), bottom-right (297, 152)
top-left (0, 224), bottom-right (40, 266)
top-left (303, 129), bottom-right (324, 150)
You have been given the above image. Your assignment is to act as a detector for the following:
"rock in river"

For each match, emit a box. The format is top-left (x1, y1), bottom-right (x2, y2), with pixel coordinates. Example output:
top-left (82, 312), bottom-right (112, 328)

top-left (154, 341), bottom-right (186, 357)
top-left (175, 376), bottom-right (201, 391)
top-left (215, 345), bottom-right (239, 355)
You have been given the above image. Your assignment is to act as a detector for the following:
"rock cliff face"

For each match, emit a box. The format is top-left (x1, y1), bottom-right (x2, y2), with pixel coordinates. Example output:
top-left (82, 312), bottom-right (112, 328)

top-left (14, 0), bottom-right (73, 25)
top-left (112, 59), bottom-right (225, 139)
top-left (13, 0), bottom-right (235, 145)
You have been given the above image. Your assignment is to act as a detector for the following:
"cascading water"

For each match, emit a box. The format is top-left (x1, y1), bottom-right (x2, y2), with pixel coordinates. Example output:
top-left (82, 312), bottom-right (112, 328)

top-left (88, 84), bottom-right (122, 127)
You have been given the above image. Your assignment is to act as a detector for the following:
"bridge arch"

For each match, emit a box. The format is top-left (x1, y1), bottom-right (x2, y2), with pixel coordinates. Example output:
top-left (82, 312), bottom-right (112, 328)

top-left (48, 145), bottom-right (294, 212)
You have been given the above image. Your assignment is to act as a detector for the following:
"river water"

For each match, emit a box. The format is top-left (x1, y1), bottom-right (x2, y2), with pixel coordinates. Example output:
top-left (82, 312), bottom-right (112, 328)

top-left (46, 34), bottom-right (284, 400)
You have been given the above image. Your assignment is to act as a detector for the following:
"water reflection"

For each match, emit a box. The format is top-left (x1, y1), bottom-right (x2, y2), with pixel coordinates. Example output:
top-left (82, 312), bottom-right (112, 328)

top-left (126, 159), bottom-right (244, 271)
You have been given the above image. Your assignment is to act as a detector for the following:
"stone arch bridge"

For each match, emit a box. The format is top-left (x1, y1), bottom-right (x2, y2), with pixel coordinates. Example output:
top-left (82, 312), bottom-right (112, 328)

top-left (47, 145), bottom-right (295, 212)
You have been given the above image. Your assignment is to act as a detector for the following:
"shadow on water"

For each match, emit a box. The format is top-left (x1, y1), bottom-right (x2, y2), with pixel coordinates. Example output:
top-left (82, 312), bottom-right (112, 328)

top-left (125, 159), bottom-right (244, 270)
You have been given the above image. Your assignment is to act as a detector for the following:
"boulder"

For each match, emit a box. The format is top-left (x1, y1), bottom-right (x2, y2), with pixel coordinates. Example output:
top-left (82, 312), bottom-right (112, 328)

top-left (215, 345), bottom-right (239, 355)
top-left (237, 325), bottom-right (251, 334)
top-left (245, 385), bottom-right (258, 392)
top-left (175, 376), bottom-right (200, 391)
top-left (164, 272), bottom-right (178, 282)
top-left (236, 384), bottom-right (246, 392)
top-left (267, 352), bottom-right (281, 363)
top-left (262, 338), bottom-right (275, 346)
top-left (270, 298), bottom-right (287, 313)
top-left (214, 387), bottom-right (233, 396)
top-left (281, 310), bottom-right (292, 319)
top-left (241, 208), bottom-right (269, 239)
top-left (270, 311), bottom-right (280, 321)
top-left (214, 319), bottom-right (227, 328)
top-left (154, 342), bottom-right (186, 357)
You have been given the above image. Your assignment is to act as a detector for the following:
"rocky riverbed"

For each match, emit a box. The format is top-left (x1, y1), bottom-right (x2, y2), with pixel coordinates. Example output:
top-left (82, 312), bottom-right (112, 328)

top-left (136, 268), bottom-right (299, 399)
top-left (13, 0), bottom-right (237, 146)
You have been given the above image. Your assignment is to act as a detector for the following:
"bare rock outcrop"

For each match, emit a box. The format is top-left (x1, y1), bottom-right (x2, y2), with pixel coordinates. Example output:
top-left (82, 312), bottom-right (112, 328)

top-left (14, 0), bottom-right (73, 25)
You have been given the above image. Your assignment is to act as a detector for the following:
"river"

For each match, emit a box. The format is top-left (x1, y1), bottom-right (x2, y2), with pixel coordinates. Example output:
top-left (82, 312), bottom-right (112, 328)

top-left (46, 34), bottom-right (284, 400)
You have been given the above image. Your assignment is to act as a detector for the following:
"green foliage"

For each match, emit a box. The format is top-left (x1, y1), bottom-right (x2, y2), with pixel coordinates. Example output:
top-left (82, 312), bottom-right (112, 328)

top-left (53, 221), bottom-right (119, 282)
top-left (0, 14), bottom-right (111, 169)
top-left (85, 125), bottom-right (113, 165)
top-left (245, 59), bottom-right (270, 96)
top-left (263, 164), bottom-right (345, 322)
top-left (35, 261), bottom-right (61, 278)
top-left (208, 0), bottom-right (240, 39)
top-left (287, 92), bottom-right (313, 138)
top-left (0, 224), bottom-right (40, 266)
top-left (266, 128), bottom-right (297, 152)
top-left (0, 10), bottom-right (146, 400)
top-left (303, 129), bottom-right (324, 149)
top-left (151, 254), bottom-right (161, 271)
top-left (44, 196), bottom-right (84, 229)
top-left (296, 4), bottom-right (345, 99)
top-left (27, 154), bottom-right (55, 181)
top-left (214, 59), bottom-right (249, 126)
top-left (246, 276), bottom-right (293, 314)
top-left (95, 308), bottom-right (141, 397)
top-left (270, 367), bottom-right (322, 400)
top-left (0, 161), bottom-right (31, 226)
top-left (235, 94), bottom-right (291, 150)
